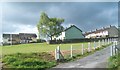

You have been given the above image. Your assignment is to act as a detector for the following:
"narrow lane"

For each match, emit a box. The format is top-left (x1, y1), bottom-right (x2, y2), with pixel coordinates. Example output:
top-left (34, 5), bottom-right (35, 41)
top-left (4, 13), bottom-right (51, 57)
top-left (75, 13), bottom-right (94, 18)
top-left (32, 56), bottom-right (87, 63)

top-left (55, 45), bottom-right (111, 68)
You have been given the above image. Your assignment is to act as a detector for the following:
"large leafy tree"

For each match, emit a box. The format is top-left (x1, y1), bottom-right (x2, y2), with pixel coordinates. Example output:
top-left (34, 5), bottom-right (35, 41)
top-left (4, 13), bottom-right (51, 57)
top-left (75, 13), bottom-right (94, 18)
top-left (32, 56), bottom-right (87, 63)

top-left (37, 12), bottom-right (64, 40)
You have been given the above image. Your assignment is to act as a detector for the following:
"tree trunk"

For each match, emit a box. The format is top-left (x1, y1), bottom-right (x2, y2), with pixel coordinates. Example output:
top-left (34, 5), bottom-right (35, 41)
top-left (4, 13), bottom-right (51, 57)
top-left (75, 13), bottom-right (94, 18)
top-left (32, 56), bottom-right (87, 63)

top-left (50, 36), bottom-right (52, 40)
top-left (38, 32), bottom-right (40, 39)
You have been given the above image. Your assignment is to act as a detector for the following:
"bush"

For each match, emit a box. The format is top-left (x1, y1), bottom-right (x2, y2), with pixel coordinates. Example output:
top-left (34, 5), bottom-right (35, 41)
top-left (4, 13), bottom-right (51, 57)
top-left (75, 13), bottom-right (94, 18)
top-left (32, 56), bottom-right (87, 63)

top-left (37, 39), bottom-right (46, 43)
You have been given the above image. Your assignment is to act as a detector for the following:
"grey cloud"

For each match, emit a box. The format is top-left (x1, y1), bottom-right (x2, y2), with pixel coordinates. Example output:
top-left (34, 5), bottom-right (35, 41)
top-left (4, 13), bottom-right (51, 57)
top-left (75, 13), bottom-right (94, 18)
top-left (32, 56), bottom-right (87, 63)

top-left (2, 2), bottom-right (118, 33)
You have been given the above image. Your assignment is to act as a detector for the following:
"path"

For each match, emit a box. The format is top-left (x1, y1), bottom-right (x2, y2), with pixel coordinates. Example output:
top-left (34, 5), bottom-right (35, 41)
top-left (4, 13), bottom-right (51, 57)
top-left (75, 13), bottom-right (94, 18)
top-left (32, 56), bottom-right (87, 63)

top-left (54, 45), bottom-right (111, 68)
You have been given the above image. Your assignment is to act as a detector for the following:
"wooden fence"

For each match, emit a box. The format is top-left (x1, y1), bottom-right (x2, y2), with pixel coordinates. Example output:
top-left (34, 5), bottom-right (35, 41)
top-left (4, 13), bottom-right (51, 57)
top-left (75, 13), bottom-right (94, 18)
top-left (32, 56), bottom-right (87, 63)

top-left (111, 41), bottom-right (120, 56)
top-left (54, 38), bottom-right (115, 61)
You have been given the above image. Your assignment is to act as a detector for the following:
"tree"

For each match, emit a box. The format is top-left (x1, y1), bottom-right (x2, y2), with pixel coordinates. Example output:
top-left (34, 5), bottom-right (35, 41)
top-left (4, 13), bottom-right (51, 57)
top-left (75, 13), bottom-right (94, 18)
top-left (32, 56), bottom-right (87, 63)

top-left (37, 12), bottom-right (64, 40)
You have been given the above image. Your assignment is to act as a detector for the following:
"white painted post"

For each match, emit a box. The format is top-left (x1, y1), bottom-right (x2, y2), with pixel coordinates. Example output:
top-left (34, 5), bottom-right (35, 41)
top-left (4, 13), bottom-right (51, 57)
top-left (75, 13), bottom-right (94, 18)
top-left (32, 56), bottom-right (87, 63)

top-left (108, 38), bottom-right (110, 44)
top-left (106, 39), bottom-right (108, 45)
top-left (112, 38), bottom-right (113, 43)
top-left (113, 42), bottom-right (116, 55)
top-left (110, 45), bottom-right (113, 56)
top-left (57, 46), bottom-right (60, 60)
top-left (10, 34), bottom-right (12, 45)
top-left (103, 39), bottom-right (105, 45)
top-left (105, 39), bottom-right (107, 45)
top-left (110, 38), bottom-right (112, 43)
top-left (99, 40), bottom-right (100, 48)
top-left (55, 48), bottom-right (57, 60)
top-left (94, 41), bottom-right (96, 50)
top-left (88, 42), bottom-right (91, 52)
top-left (102, 39), bottom-right (103, 45)
top-left (71, 45), bottom-right (73, 58)
top-left (82, 44), bottom-right (84, 55)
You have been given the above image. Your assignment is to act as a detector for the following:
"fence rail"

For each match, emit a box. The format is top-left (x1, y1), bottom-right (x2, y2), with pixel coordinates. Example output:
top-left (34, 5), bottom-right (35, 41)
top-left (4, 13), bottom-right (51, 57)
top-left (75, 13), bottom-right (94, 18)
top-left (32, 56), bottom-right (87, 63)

top-left (111, 41), bottom-right (120, 56)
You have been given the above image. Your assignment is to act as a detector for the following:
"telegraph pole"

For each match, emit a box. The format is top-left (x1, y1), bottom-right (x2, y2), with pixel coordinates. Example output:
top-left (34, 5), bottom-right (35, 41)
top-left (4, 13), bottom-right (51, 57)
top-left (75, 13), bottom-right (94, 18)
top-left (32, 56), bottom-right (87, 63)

top-left (11, 34), bottom-right (12, 45)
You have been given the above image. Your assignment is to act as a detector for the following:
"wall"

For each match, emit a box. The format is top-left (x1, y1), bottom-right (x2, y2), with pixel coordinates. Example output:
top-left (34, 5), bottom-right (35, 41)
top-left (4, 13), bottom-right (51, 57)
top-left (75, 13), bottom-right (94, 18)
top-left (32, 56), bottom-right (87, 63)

top-left (65, 26), bottom-right (84, 39)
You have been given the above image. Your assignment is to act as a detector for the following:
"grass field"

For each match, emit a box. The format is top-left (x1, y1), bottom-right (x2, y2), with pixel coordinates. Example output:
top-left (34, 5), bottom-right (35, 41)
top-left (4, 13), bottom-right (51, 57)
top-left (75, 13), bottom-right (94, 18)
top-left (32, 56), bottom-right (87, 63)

top-left (0, 42), bottom-right (104, 55)
top-left (1, 42), bottom-right (110, 69)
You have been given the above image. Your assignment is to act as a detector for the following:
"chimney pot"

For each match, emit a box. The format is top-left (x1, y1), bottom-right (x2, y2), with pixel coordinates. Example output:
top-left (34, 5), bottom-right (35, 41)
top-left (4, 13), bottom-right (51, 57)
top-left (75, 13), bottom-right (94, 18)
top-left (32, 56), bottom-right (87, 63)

top-left (110, 25), bottom-right (112, 27)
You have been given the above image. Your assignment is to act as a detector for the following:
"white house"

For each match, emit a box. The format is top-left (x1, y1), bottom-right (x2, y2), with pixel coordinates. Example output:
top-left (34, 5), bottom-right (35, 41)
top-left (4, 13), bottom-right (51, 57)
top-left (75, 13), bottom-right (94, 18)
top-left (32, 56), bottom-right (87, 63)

top-left (84, 25), bottom-right (118, 38)
top-left (52, 25), bottom-right (84, 40)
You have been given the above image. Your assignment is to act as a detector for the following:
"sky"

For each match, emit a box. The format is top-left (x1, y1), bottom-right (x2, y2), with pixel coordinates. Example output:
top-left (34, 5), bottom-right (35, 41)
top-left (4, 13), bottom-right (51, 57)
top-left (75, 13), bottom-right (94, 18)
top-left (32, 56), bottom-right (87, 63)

top-left (1, 2), bottom-right (118, 41)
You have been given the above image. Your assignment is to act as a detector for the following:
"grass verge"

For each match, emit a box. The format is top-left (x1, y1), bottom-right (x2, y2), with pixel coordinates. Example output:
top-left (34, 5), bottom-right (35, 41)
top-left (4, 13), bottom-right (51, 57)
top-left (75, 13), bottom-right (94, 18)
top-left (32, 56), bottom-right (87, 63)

top-left (108, 53), bottom-right (120, 70)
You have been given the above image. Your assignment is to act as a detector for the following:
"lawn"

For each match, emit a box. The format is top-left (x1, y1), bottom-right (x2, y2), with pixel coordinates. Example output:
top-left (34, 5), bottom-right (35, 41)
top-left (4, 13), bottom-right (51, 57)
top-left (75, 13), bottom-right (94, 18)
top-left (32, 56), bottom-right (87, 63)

top-left (0, 42), bottom-right (103, 55)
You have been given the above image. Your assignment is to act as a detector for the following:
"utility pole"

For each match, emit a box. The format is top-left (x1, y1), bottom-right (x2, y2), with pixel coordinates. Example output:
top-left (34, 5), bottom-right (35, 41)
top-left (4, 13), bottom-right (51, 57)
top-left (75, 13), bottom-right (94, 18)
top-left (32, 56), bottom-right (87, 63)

top-left (10, 34), bottom-right (12, 45)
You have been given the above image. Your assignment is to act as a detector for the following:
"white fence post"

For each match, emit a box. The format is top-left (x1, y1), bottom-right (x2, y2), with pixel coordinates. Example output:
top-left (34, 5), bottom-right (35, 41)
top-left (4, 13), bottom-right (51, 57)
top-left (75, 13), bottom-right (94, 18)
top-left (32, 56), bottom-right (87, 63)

top-left (108, 38), bottom-right (110, 44)
top-left (55, 48), bottom-right (57, 60)
top-left (57, 46), bottom-right (60, 60)
top-left (103, 39), bottom-right (105, 45)
top-left (82, 44), bottom-right (84, 55)
top-left (94, 41), bottom-right (96, 50)
top-left (110, 45), bottom-right (113, 56)
top-left (105, 39), bottom-right (107, 45)
top-left (101, 39), bottom-right (104, 45)
top-left (71, 45), bottom-right (73, 58)
top-left (99, 40), bottom-right (100, 48)
top-left (110, 38), bottom-right (112, 43)
top-left (88, 42), bottom-right (91, 52)
top-left (113, 41), bottom-right (116, 56)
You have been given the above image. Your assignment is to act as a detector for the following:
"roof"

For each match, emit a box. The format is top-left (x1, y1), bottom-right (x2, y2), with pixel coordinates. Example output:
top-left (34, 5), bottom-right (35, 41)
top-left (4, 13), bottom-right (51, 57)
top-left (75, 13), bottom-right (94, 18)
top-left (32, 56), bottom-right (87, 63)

top-left (3, 34), bottom-right (19, 37)
top-left (3, 33), bottom-right (37, 38)
top-left (64, 25), bottom-right (82, 32)
top-left (19, 33), bottom-right (37, 37)
top-left (84, 26), bottom-right (117, 36)
top-left (52, 25), bottom-right (83, 36)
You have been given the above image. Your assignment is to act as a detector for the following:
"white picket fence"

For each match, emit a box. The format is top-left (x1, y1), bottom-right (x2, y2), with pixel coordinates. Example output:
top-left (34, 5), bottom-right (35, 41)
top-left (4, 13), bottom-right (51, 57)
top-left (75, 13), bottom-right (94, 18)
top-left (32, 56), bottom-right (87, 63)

top-left (110, 40), bottom-right (119, 56)
top-left (55, 38), bottom-right (115, 61)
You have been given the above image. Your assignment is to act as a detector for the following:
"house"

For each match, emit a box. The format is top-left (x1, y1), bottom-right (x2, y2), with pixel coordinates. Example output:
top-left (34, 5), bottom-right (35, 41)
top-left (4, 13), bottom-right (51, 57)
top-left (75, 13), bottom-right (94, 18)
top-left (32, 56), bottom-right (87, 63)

top-left (19, 33), bottom-right (37, 43)
top-left (52, 25), bottom-right (84, 40)
top-left (2, 34), bottom-right (20, 45)
top-left (84, 25), bottom-right (118, 38)
top-left (2, 33), bottom-right (37, 45)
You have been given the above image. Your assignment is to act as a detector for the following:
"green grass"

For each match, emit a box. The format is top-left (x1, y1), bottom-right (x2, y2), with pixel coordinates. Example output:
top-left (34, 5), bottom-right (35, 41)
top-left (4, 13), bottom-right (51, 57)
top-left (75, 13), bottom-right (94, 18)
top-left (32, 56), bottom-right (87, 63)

top-left (2, 52), bottom-right (56, 69)
top-left (108, 52), bottom-right (120, 70)
top-left (1, 42), bottom-right (111, 69)
top-left (1, 42), bottom-right (101, 55)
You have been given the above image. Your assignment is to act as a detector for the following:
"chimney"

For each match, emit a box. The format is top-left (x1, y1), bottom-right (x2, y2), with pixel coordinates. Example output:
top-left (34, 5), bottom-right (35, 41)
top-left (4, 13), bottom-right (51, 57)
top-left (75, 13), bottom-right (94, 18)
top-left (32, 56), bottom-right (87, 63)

top-left (96, 29), bottom-right (97, 31)
top-left (110, 25), bottom-right (112, 27)
top-left (91, 30), bottom-right (93, 32)
top-left (102, 27), bottom-right (105, 29)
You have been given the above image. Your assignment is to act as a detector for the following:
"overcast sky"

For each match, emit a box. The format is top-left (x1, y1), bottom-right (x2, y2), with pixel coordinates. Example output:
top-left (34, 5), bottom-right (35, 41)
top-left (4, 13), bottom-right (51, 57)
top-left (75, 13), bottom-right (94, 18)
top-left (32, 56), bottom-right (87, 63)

top-left (1, 2), bottom-right (118, 40)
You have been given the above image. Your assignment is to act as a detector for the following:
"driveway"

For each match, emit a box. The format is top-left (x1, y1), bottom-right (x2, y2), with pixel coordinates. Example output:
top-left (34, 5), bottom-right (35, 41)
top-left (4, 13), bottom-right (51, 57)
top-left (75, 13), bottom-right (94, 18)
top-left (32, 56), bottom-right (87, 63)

top-left (54, 45), bottom-right (111, 68)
